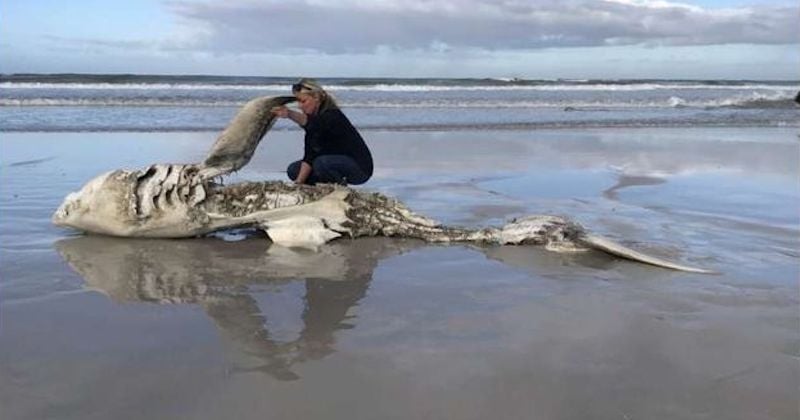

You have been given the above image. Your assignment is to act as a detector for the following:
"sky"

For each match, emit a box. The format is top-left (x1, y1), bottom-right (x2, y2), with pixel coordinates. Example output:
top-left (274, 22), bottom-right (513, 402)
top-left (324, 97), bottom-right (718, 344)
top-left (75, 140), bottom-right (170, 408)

top-left (1, 0), bottom-right (798, 79)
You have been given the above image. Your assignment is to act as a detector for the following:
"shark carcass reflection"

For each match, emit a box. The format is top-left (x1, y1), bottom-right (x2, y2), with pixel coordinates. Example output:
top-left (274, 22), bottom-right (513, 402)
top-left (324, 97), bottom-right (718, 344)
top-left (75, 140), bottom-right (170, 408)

top-left (55, 235), bottom-right (422, 381)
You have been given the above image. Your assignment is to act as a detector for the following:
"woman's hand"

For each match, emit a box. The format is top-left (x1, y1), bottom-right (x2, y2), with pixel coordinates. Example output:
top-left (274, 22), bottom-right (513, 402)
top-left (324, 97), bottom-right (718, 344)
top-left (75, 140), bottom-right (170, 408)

top-left (271, 106), bottom-right (289, 118)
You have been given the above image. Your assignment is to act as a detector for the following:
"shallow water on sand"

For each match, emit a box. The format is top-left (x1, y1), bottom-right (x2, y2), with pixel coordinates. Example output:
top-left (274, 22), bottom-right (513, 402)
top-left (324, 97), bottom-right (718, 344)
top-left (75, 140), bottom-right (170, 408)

top-left (1, 128), bottom-right (798, 420)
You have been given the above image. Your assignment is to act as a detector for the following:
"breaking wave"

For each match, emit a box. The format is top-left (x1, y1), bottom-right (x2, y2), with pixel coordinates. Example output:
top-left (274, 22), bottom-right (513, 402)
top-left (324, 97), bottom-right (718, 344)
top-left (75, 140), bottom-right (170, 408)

top-left (0, 98), bottom-right (243, 107)
top-left (1, 93), bottom-right (795, 109)
top-left (1, 74), bottom-right (796, 131)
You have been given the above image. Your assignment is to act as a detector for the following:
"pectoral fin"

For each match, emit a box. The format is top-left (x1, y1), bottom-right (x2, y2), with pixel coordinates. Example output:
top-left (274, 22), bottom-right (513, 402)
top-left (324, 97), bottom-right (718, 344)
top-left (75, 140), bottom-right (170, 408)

top-left (261, 216), bottom-right (341, 249)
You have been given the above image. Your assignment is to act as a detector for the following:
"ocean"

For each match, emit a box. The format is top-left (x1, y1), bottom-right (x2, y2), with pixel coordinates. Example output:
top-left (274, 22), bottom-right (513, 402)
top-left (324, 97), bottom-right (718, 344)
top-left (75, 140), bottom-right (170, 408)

top-left (1, 74), bottom-right (797, 132)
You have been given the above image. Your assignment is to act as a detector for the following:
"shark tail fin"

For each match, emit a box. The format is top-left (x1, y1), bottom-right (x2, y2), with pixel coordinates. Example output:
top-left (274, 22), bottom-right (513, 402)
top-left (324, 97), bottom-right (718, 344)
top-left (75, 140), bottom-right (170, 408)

top-left (579, 234), bottom-right (717, 274)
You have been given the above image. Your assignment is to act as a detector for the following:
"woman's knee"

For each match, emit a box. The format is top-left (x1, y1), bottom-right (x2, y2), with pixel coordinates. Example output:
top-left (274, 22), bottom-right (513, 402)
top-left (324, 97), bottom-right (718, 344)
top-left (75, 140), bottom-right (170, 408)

top-left (311, 156), bottom-right (337, 176)
top-left (312, 155), bottom-right (368, 185)
top-left (286, 160), bottom-right (302, 181)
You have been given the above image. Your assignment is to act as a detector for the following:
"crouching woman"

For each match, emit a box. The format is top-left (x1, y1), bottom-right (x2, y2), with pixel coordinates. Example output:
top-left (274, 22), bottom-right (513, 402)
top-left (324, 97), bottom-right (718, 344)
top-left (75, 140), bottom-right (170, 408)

top-left (271, 78), bottom-right (373, 186)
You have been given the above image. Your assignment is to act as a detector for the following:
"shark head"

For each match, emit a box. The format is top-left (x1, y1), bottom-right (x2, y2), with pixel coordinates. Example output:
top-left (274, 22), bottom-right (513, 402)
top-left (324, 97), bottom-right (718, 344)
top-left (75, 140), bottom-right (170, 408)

top-left (53, 164), bottom-right (211, 237)
top-left (52, 169), bottom-right (141, 236)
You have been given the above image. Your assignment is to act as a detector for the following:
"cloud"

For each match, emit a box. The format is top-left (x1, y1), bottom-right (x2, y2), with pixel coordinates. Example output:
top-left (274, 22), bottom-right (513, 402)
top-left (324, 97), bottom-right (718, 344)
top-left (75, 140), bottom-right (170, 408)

top-left (41, 35), bottom-right (158, 52)
top-left (167, 0), bottom-right (799, 54)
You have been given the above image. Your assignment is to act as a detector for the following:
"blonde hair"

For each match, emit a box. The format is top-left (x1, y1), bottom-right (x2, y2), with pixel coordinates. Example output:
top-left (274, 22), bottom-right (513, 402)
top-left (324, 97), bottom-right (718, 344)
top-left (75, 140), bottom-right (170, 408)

top-left (292, 78), bottom-right (339, 113)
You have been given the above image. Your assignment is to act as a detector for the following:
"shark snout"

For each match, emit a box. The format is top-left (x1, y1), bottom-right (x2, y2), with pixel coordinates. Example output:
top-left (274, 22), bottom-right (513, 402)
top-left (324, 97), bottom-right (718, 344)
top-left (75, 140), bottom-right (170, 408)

top-left (52, 192), bottom-right (79, 226)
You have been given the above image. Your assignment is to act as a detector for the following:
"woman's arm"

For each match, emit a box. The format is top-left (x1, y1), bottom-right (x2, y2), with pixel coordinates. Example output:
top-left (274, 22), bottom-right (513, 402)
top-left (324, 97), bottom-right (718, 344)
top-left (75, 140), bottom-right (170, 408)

top-left (295, 161), bottom-right (313, 184)
top-left (271, 106), bottom-right (307, 127)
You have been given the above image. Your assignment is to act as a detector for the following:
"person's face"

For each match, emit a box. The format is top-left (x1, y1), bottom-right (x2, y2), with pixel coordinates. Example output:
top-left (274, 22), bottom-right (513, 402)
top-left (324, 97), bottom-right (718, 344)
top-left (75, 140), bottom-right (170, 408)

top-left (295, 92), bottom-right (320, 115)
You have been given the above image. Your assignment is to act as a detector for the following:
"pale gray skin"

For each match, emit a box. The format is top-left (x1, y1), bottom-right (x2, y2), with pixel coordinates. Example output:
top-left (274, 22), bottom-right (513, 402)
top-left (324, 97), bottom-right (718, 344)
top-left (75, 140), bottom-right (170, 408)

top-left (198, 95), bottom-right (296, 179)
top-left (52, 96), bottom-right (715, 274)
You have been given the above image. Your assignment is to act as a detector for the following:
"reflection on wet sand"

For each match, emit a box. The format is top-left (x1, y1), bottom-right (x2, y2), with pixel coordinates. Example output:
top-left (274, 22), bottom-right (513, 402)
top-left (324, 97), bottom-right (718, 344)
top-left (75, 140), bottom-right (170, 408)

top-left (55, 236), bottom-right (423, 381)
top-left (54, 233), bottom-right (688, 381)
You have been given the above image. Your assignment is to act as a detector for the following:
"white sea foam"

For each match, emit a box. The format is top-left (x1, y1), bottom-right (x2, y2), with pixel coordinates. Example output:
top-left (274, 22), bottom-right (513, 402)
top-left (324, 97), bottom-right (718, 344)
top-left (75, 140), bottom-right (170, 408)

top-left (667, 96), bottom-right (687, 107)
top-left (1, 77), bottom-right (796, 131)
top-left (1, 92), bottom-right (792, 109)
top-left (0, 98), bottom-right (243, 107)
top-left (712, 91), bottom-right (793, 107)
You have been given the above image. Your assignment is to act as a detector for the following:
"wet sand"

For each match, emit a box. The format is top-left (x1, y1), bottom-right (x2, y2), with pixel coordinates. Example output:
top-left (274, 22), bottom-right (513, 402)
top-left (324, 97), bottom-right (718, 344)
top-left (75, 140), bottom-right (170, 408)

top-left (1, 128), bottom-right (798, 419)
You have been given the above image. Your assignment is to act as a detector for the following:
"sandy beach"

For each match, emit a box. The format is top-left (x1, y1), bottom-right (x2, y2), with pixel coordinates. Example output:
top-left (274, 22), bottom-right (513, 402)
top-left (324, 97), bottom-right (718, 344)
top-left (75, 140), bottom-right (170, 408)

top-left (1, 127), bottom-right (798, 419)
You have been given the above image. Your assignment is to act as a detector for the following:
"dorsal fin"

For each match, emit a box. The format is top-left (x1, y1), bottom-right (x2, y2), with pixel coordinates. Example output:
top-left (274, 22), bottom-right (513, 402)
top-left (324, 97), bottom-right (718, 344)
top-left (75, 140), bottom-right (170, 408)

top-left (200, 95), bottom-right (297, 178)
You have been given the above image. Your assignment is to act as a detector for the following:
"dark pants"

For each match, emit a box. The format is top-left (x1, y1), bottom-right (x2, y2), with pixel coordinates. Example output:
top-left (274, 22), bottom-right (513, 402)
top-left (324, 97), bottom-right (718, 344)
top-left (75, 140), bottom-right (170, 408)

top-left (287, 155), bottom-right (369, 185)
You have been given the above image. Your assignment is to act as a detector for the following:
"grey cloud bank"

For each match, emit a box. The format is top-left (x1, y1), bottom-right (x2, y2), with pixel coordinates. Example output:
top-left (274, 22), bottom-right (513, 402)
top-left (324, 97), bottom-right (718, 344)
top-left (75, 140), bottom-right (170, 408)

top-left (2, 0), bottom-right (797, 78)
top-left (170, 0), bottom-right (799, 54)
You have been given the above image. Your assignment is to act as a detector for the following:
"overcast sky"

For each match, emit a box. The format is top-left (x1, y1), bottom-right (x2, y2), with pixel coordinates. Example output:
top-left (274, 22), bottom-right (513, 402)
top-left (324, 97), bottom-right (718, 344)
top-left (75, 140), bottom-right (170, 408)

top-left (2, 0), bottom-right (798, 79)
